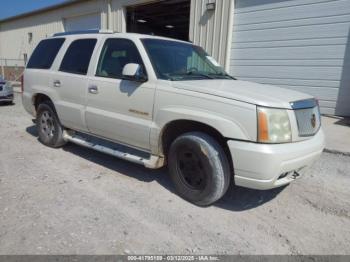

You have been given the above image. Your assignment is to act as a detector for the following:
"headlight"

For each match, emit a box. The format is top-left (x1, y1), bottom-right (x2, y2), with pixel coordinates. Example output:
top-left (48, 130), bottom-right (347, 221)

top-left (257, 106), bottom-right (292, 143)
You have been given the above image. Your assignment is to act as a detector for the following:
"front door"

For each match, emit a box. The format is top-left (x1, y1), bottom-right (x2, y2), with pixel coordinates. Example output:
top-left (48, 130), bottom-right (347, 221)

top-left (85, 38), bottom-right (155, 150)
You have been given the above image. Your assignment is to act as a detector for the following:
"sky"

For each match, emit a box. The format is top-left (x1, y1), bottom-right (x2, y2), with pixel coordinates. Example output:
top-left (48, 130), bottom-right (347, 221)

top-left (0, 0), bottom-right (67, 20)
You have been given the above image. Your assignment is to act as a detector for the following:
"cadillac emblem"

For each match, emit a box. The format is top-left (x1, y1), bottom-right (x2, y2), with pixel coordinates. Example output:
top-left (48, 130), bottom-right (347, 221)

top-left (311, 113), bottom-right (316, 128)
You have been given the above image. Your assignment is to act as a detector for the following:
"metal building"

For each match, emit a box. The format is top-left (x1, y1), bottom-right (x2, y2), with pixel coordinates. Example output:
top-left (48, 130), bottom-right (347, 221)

top-left (0, 0), bottom-right (349, 116)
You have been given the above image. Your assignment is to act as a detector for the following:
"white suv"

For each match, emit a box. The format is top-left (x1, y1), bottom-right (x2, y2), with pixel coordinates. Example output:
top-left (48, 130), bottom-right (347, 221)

top-left (22, 31), bottom-right (325, 206)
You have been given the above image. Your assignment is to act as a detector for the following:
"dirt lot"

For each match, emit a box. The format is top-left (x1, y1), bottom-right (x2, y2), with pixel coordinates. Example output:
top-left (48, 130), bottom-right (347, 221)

top-left (0, 94), bottom-right (350, 255)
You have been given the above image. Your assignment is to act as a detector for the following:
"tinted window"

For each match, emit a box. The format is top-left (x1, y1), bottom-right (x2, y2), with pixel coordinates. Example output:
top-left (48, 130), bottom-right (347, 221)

top-left (96, 38), bottom-right (145, 79)
top-left (27, 38), bottom-right (65, 69)
top-left (60, 39), bottom-right (97, 75)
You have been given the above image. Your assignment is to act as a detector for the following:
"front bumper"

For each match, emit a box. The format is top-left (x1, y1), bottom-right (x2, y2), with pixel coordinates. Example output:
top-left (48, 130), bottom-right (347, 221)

top-left (228, 129), bottom-right (325, 190)
top-left (0, 93), bottom-right (14, 101)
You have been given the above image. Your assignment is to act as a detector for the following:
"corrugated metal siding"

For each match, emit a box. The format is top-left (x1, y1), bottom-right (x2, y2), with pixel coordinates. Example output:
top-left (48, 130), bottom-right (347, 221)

top-left (189, 0), bottom-right (234, 70)
top-left (0, 0), bottom-right (106, 61)
top-left (230, 0), bottom-right (350, 116)
top-left (64, 13), bottom-right (102, 31)
top-left (0, 0), bottom-right (235, 74)
top-left (110, 0), bottom-right (235, 70)
top-left (112, 0), bottom-right (235, 68)
top-left (0, 0), bottom-right (177, 61)
top-left (110, 0), bottom-right (154, 33)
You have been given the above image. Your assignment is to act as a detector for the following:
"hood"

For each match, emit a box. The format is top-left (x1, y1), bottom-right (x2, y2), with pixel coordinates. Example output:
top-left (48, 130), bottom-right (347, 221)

top-left (171, 79), bottom-right (313, 109)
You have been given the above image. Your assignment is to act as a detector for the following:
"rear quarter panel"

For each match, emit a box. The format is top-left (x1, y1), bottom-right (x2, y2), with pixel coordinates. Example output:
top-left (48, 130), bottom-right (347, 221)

top-left (22, 69), bottom-right (55, 116)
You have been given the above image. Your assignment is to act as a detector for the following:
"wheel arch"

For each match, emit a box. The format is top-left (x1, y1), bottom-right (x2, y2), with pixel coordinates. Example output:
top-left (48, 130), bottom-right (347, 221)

top-left (32, 93), bottom-right (54, 111)
top-left (159, 119), bottom-right (234, 172)
top-left (155, 107), bottom-right (250, 153)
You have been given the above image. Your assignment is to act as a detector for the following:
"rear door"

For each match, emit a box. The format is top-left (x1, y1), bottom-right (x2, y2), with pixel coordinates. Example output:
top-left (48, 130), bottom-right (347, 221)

top-left (24, 38), bottom-right (65, 113)
top-left (52, 38), bottom-right (97, 132)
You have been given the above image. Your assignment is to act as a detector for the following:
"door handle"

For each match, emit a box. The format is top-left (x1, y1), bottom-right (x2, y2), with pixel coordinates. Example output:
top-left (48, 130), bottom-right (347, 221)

top-left (53, 80), bottom-right (61, 87)
top-left (88, 85), bottom-right (98, 94)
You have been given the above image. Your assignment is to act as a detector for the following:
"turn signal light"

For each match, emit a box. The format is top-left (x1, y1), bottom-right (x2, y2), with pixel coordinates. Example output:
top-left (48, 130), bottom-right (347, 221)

top-left (258, 110), bottom-right (269, 142)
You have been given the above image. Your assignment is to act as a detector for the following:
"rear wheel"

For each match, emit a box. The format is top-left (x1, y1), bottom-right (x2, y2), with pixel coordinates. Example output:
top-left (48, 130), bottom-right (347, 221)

top-left (36, 101), bottom-right (67, 148)
top-left (168, 132), bottom-right (231, 206)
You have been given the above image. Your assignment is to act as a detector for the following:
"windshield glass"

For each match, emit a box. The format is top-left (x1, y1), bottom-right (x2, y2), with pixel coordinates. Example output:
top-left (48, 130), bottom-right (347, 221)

top-left (141, 38), bottom-right (234, 81)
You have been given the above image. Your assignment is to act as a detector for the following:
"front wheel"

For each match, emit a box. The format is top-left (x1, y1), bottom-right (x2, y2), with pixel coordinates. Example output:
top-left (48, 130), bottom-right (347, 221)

top-left (168, 132), bottom-right (231, 206)
top-left (36, 101), bottom-right (67, 148)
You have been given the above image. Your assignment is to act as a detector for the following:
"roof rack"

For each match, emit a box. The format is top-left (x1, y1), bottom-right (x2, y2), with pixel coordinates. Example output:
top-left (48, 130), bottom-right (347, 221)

top-left (53, 29), bottom-right (114, 37)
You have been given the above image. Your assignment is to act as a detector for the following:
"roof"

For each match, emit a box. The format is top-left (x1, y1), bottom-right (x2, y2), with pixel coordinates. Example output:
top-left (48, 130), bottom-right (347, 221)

top-left (50, 30), bottom-right (191, 44)
top-left (0, 0), bottom-right (86, 23)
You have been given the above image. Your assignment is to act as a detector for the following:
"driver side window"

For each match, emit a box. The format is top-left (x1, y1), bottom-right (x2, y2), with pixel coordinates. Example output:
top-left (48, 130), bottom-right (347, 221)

top-left (96, 38), bottom-right (145, 79)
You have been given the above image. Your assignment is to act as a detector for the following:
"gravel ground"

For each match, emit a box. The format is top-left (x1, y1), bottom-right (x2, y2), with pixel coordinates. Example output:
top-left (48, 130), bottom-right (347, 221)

top-left (0, 94), bottom-right (350, 255)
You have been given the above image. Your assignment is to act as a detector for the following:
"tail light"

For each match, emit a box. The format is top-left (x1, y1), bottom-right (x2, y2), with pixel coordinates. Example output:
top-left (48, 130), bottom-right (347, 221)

top-left (21, 74), bottom-right (24, 93)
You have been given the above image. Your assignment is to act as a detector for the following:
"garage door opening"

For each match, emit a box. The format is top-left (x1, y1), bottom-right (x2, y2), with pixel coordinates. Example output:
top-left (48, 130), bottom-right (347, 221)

top-left (126, 0), bottom-right (190, 41)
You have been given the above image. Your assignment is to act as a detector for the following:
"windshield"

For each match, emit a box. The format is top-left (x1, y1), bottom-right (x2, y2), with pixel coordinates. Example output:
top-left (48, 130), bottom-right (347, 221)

top-left (141, 38), bottom-right (234, 81)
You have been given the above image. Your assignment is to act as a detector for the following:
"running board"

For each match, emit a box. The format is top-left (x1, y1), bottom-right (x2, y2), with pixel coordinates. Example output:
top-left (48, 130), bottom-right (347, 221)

top-left (63, 131), bottom-right (164, 169)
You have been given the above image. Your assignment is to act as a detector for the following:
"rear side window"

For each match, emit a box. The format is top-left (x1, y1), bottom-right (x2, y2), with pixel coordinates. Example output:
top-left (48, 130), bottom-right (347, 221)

top-left (27, 38), bottom-right (65, 69)
top-left (59, 39), bottom-right (97, 75)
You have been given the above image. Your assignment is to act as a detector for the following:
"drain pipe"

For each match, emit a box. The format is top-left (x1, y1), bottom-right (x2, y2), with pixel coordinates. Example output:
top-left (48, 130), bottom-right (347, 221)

top-left (107, 0), bottom-right (112, 30)
top-left (225, 0), bottom-right (234, 72)
top-left (0, 59), bottom-right (4, 78)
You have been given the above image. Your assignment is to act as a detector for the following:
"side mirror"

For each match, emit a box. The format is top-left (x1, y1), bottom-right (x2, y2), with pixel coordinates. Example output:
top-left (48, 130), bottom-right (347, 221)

top-left (122, 63), bottom-right (147, 82)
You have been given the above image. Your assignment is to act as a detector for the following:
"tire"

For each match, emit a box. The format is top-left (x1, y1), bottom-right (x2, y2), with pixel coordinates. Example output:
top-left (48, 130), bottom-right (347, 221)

top-left (168, 132), bottom-right (231, 206)
top-left (36, 101), bottom-right (67, 148)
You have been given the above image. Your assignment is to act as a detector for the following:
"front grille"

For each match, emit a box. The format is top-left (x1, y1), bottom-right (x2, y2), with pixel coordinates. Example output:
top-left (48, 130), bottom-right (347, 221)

top-left (294, 106), bottom-right (321, 136)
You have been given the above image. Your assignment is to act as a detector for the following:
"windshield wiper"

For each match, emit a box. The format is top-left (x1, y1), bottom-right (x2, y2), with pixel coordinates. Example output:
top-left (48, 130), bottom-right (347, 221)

top-left (168, 72), bottom-right (214, 80)
top-left (225, 73), bottom-right (236, 80)
top-left (185, 71), bottom-right (215, 79)
top-left (209, 73), bottom-right (236, 80)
